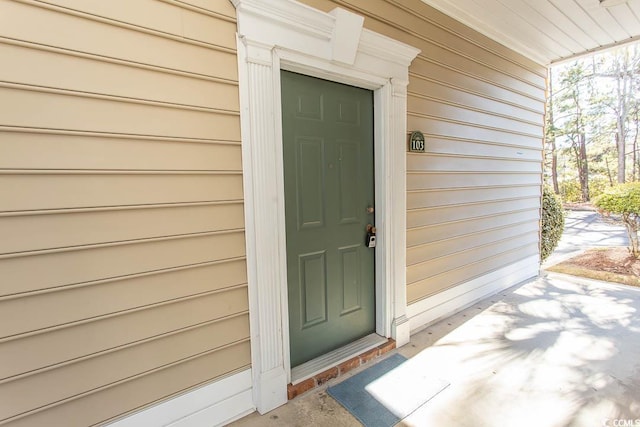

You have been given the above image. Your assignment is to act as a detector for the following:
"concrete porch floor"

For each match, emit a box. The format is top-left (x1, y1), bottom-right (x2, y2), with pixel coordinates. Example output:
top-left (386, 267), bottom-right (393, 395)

top-left (231, 273), bottom-right (640, 427)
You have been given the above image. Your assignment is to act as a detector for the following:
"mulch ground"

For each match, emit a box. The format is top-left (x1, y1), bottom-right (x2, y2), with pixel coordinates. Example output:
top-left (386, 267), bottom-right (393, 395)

top-left (547, 247), bottom-right (640, 287)
top-left (567, 247), bottom-right (640, 275)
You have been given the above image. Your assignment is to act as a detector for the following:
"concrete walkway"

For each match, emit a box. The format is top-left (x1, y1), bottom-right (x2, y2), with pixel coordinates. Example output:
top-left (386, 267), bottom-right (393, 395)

top-left (543, 209), bottom-right (628, 268)
top-left (397, 274), bottom-right (640, 427)
top-left (232, 210), bottom-right (640, 427)
top-left (232, 273), bottom-right (640, 427)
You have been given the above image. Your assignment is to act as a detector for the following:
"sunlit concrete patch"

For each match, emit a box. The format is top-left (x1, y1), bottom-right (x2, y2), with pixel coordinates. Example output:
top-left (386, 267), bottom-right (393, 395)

top-left (326, 353), bottom-right (449, 427)
top-left (397, 273), bottom-right (640, 427)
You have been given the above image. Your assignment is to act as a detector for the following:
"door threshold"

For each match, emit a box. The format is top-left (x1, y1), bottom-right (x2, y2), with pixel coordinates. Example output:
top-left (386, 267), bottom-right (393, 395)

top-left (290, 333), bottom-right (387, 385)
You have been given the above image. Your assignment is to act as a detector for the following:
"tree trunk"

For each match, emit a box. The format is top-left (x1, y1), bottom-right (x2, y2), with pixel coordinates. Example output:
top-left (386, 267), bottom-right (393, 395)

top-left (617, 130), bottom-right (626, 183)
top-left (634, 110), bottom-right (639, 181)
top-left (578, 133), bottom-right (589, 201)
top-left (615, 52), bottom-right (629, 183)
top-left (623, 213), bottom-right (640, 258)
top-left (605, 156), bottom-right (614, 186)
top-left (633, 132), bottom-right (637, 181)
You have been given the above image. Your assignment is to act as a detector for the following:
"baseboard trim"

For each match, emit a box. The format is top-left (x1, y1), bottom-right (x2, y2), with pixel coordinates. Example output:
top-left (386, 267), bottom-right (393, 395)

top-left (407, 256), bottom-right (540, 333)
top-left (290, 334), bottom-right (387, 384)
top-left (107, 369), bottom-right (254, 427)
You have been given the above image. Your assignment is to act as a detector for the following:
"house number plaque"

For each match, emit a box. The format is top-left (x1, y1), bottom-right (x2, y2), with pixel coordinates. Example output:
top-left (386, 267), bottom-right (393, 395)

top-left (408, 130), bottom-right (426, 153)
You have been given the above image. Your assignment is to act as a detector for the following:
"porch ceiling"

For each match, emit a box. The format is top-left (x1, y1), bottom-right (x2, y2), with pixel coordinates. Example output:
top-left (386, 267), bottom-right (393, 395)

top-left (421, 0), bottom-right (640, 65)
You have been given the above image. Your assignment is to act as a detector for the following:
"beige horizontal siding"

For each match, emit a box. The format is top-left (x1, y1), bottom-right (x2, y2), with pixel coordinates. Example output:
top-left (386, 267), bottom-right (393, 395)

top-left (407, 172), bottom-right (541, 190)
top-left (0, 131), bottom-right (241, 170)
top-left (0, 313), bottom-right (249, 420)
top-left (175, 0), bottom-right (238, 17)
top-left (409, 60), bottom-right (543, 113)
top-left (407, 228), bottom-right (539, 280)
top-left (0, 287), bottom-right (247, 380)
top-left (0, 43), bottom-right (240, 112)
top-left (36, 0), bottom-right (238, 48)
top-left (1, 230), bottom-right (246, 301)
top-left (408, 52), bottom-right (543, 101)
top-left (408, 76), bottom-right (543, 124)
top-left (415, 141), bottom-right (540, 162)
top-left (1, 202), bottom-right (244, 254)
top-left (398, 0), bottom-right (544, 304)
top-left (407, 209), bottom-right (541, 247)
top-left (407, 116), bottom-right (541, 148)
top-left (0, 0), bottom-right (247, 426)
top-left (407, 185), bottom-right (541, 210)
top-left (407, 95), bottom-right (542, 136)
top-left (6, 341), bottom-right (251, 427)
top-left (407, 197), bottom-right (541, 229)
top-left (0, 261), bottom-right (248, 338)
top-left (1, 1), bottom-right (238, 80)
top-left (407, 243), bottom-right (540, 301)
top-left (407, 154), bottom-right (541, 173)
top-left (0, 86), bottom-right (240, 140)
top-left (407, 221), bottom-right (540, 267)
top-left (0, 172), bottom-right (243, 211)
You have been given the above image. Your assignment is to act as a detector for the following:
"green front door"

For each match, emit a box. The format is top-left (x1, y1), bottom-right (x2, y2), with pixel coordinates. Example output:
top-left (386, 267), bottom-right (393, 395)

top-left (281, 71), bottom-right (376, 368)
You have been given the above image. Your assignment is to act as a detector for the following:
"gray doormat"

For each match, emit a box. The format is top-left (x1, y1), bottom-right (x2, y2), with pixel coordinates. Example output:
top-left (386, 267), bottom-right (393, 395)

top-left (327, 353), bottom-right (449, 427)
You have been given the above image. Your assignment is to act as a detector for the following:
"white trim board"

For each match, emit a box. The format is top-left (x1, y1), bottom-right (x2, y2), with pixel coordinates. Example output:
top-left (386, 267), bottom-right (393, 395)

top-left (106, 369), bottom-right (253, 427)
top-left (233, 0), bottom-right (420, 415)
top-left (407, 255), bottom-right (540, 333)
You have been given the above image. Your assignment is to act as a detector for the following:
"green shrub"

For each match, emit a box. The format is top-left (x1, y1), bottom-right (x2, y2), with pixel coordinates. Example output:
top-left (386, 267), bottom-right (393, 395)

top-left (541, 186), bottom-right (565, 262)
top-left (559, 180), bottom-right (581, 203)
top-left (589, 177), bottom-right (611, 200)
top-left (558, 178), bottom-right (610, 203)
top-left (594, 183), bottom-right (640, 257)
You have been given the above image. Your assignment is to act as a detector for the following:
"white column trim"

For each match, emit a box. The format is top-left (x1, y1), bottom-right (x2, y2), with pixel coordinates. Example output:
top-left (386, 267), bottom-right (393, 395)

top-left (389, 79), bottom-right (411, 347)
top-left (236, 38), bottom-right (289, 413)
top-left (233, 0), bottom-right (420, 414)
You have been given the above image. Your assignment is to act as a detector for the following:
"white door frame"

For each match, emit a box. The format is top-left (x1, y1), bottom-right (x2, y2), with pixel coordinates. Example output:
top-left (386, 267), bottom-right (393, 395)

top-left (233, 0), bottom-right (420, 414)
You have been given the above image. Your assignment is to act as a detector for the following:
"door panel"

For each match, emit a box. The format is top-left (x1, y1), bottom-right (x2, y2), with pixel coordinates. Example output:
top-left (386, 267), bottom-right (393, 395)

top-left (299, 251), bottom-right (327, 328)
top-left (296, 137), bottom-right (325, 229)
top-left (338, 141), bottom-right (360, 223)
top-left (281, 71), bottom-right (375, 367)
top-left (339, 245), bottom-right (361, 314)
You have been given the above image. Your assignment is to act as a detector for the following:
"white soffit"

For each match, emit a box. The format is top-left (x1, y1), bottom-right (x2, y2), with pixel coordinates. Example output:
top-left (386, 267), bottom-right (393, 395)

top-left (421, 0), bottom-right (640, 65)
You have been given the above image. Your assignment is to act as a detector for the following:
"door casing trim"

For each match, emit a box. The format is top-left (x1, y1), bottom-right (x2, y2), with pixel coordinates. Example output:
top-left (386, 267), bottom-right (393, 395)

top-left (233, 0), bottom-right (420, 414)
